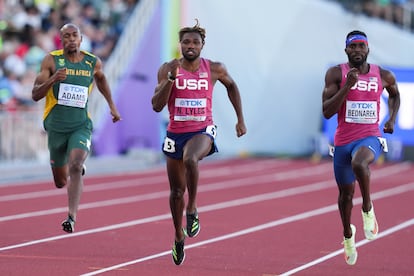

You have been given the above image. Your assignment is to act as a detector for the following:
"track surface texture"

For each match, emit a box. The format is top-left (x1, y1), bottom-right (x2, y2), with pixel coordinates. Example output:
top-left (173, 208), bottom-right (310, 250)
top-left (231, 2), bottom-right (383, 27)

top-left (1, 157), bottom-right (413, 275)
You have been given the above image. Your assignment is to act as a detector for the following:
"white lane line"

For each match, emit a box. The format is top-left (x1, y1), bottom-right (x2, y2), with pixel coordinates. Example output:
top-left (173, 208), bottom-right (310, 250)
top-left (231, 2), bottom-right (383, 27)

top-left (78, 190), bottom-right (414, 276)
top-left (0, 159), bottom-right (321, 202)
top-left (80, 205), bottom-right (342, 275)
top-left (0, 164), bottom-right (334, 222)
top-left (1, 181), bottom-right (413, 263)
top-left (1, 162), bottom-right (409, 222)
top-left (278, 218), bottom-right (414, 276)
top-left (1, 161), bottom-right (408, 203)
top-left (0, 158), bottom-right (291, 189)
top-left (0, 180), bottom-right (334, 250)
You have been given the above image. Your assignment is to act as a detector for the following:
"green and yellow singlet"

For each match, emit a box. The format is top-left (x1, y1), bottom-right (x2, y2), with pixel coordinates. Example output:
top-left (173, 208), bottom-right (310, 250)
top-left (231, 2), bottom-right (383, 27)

top-left (43, 49), bottom-right (96, 133)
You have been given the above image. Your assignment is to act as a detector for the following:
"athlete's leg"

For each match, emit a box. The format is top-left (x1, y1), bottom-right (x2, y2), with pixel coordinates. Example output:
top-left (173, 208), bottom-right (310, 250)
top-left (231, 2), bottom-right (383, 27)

top-left (166, 157), bottom-right (186, 242)
top-left (52, 166), bottom-right (69, 188)
top-left (182, 134), bottom-right (213, 214)
top-left (166, 156), bottom-right (188, 265)
top-left (66, 148), bottom-right (88, 221)
top-left (352, 146), bottom-right (375, 212)
top-left (48, 131), bottom-right (69, 189)
top-left (334, 144), bottom-right (356, 238)
top-left (338, 182), bottom-right (355, 238)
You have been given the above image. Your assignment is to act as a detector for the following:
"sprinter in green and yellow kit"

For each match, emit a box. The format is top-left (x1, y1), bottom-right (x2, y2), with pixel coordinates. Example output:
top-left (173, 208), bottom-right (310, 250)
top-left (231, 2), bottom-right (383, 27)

top-left (32, 23), bottom-right (121, 233)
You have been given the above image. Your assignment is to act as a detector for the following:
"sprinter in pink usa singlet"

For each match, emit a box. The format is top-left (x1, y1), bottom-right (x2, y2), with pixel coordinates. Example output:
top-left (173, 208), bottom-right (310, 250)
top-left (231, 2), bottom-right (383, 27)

top-left (167, 58), bottom-right (214, 133)
top-left (322, 30), bottom-right (400, 266)
top-left (151, 20), bottom-right (247, 266)
top-left (334, 63), bottom-right (383, 146)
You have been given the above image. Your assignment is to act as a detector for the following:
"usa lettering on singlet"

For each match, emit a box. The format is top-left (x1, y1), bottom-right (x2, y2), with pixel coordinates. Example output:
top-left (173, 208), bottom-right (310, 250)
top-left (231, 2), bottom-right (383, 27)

top-left (334, 63), bottom-right (383, 146)
top-left (167, 58), bottom-right (214, 133)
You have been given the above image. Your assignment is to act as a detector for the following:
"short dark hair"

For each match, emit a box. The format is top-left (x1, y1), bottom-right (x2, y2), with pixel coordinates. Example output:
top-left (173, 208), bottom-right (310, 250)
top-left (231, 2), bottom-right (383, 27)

top-left (59, 23), bottom-right (81, 37)
top-left (346, 30), bottom-right (367, 39)
top-left (178, 19), bottom-right (206, 44)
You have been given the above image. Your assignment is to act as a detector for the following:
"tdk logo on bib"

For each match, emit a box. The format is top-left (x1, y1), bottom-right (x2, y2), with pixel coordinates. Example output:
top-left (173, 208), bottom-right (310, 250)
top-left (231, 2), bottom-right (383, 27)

top-left (178, 99), bottom-right (205, 107)
top-left (176, 98), bottom-right (207, 107)
top-left (64, 85), bottom-right (87, 94)
top-left (351, 102), bottom-right (374, 109)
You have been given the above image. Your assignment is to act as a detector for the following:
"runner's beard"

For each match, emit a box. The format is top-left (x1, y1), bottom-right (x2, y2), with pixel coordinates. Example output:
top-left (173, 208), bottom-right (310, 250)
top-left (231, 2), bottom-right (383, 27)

top-left (351, 55), bottom-right (367, 67)
top-left (183, 52), bottom-right (199, 62)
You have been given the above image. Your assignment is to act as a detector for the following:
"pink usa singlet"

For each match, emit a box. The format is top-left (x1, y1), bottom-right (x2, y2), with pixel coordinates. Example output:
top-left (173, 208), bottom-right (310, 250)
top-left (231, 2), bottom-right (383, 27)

top-left (167, 58), bottom-right (214, 133)
top-left (334, 63), bottom-right (384, 146)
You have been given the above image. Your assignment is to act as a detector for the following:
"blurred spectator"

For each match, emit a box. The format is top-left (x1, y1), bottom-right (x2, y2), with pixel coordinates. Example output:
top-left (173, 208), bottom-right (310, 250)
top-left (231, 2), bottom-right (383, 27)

top-left (0, 68), bottom-right (14, 110)
top-left (0, 0), bottom-right (138, 112)
top-left (364, 0), bottom-right (394, 22)
top-left (391, 0), bottom-right (411, 27)
top-left (335, 0), bottom-right (414, 31)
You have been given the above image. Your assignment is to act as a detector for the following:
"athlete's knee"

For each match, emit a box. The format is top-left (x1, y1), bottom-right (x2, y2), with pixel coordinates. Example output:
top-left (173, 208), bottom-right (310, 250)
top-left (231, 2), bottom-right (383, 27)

top-left (54, 177), bottom-right (67, 188)
top-left (339, 185), bottom-right (354, 202)
top-left (170, 186), bottom-right (185, 199)
top-left (351, 159), bottom-right (369, 175)
top-left (68, 160), bottom-right (84, 175)
top-left (340, 191), bottom-right (354, 202)
top-left (52, 170), bottom-right (68, 188)
top-left (183, 154), bottom-right (198, 170)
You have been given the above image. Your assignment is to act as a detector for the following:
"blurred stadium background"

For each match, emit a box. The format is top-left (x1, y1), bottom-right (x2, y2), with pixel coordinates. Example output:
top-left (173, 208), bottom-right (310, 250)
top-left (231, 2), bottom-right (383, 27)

top-left (1, 0), bottom-right (414, 167)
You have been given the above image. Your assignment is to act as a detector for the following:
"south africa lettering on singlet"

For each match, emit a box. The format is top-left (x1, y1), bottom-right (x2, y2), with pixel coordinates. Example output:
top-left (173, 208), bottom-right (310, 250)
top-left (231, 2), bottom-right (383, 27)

top-left (42, 49), bottom-right (96, 133)
top-left (167, 58), bottom-right (214, 133)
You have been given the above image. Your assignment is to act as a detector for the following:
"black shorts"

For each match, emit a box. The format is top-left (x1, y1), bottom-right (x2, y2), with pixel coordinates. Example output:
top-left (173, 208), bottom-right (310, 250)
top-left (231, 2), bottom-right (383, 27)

top-left (162, 125), bottom-right (218, 159)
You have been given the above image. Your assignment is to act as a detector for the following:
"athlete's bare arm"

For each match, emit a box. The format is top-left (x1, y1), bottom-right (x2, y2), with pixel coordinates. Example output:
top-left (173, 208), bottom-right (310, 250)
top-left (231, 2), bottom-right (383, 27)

top-left (210, 61), bottom-right (246, 137)
top-left (152, 59), bottom-right (180, 112)
top-left (322, 66), bottom-right (358, 119)
top-left (380, 68), bottom-right (400, 134)
top-left (32, 54), bottom-right (66, 101)
top-left (93, 57), bottom-right (121, 122)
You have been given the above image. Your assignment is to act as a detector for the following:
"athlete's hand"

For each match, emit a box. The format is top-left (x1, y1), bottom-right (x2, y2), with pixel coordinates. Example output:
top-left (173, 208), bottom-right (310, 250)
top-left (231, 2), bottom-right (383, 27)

top-left (235, 121), bottom-right (247, 137)
top-left (345, 68), bottom-right (359, 87)
top-left (53, 68), bottom-right (67, 82)
top-left (166, 59), bottom-right (180, 79)
top-left (383, 120), bottom-right (395, 134)
top-left (110, 108), bottom-right (122, 123)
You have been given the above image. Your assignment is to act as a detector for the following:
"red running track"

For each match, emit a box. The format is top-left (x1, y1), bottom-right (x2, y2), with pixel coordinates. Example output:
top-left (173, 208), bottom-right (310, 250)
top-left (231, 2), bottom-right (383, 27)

top-left (1, 157), bottom-right (413, 276)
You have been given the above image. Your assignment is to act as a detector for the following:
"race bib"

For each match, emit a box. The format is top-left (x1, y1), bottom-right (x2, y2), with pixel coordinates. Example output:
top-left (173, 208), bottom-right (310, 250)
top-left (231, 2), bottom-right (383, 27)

top-left (205, 125), bottom-right (217, 138)
top-left (173, 98), bottom-right (207, 121)
top-left (328, 144), bottom-right (335, 157)
top-left (163, 137), bottom-right (176, 153)
top-left (345, 100), bottom-right (377, 124)
top-left (58, 83), bottom-right (88, 108)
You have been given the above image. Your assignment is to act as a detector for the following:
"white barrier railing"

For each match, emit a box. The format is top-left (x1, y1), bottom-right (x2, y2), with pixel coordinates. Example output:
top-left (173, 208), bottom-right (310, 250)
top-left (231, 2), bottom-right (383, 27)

top-left (0, 0), bottom-right (159, 163)
top-left (0, 109), bottom-right (48, 163)
top-left (88, 0), bottom-right (159, 130)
